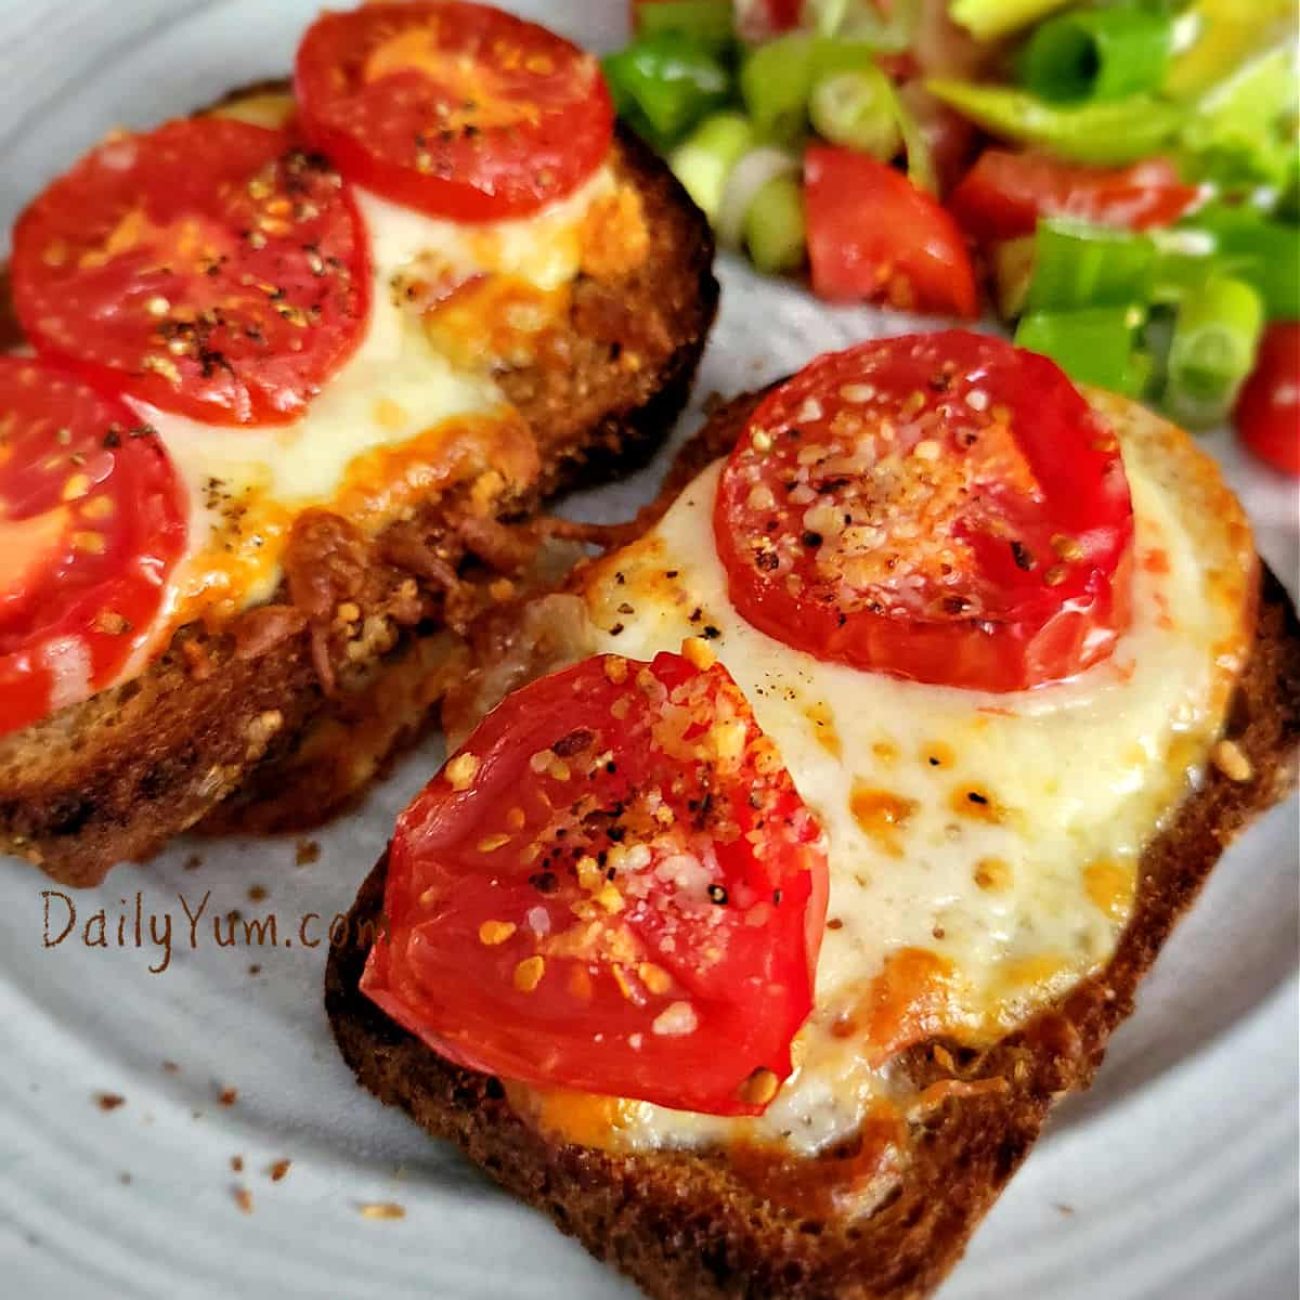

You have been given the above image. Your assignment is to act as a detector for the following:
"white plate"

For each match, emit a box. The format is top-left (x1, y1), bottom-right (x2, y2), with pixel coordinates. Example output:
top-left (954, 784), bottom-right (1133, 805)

top-left (0, 4), bottom-right (1296, 1298)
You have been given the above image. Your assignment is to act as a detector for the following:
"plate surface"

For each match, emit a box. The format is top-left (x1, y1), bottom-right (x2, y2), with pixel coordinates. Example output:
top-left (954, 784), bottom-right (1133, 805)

top-left (0, 4), bottom-right (1296, 1298)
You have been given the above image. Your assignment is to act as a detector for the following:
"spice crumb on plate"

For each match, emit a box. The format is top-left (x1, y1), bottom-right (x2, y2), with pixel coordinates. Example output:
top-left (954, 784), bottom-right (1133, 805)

top-left (94, 1092), bottom-right (125, 1111)
top-left (358, 1202), bottom-right (406, 1221)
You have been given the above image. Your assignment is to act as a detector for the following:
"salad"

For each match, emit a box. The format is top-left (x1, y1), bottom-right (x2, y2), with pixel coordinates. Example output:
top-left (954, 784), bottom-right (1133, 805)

top-left (609, 0), bottom-right (1299, 474)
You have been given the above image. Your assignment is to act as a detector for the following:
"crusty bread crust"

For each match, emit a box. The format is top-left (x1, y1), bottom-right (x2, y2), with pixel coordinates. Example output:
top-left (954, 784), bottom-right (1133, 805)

top-left (0, 110), bottom-right (717, 884)
top-left (325, 404), bottom-right (1300, 1300)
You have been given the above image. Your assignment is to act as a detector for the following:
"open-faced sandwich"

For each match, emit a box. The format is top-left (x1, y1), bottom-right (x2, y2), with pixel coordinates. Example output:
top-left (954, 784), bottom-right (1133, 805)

top-left (327, 330), bottom-right (1299, 1299)
top-left (0, 1), bottom-right (717, 886)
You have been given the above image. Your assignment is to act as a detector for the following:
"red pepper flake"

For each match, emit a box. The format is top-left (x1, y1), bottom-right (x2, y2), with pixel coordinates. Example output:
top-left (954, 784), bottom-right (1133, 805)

top-left (95, 1093), bottom-right (126, 1112)
top-left (268, 1159), bottom-right (292, 1183)
top-left (230, 1155), bottom-right (244, 1173)
top-left (233, 1186), bottom-right (254, 1215)
top-left (295, 839), bottom-right (321, 867)
top-left (218, 1086), bottom-right (239, 1107)
top-left (247, 884), bottom-right (268, 903)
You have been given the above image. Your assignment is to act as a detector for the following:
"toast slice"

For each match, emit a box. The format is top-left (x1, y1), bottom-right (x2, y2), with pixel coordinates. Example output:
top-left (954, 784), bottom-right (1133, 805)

top-left (0, 99), bottom-right (717, 885)
top-left (324, 391), bottom-right (1300, 1300)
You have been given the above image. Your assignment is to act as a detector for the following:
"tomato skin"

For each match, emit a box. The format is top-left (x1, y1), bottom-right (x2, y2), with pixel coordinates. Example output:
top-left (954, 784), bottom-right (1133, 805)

top-left (295, 2), bottom-right (614, 223)
top-left (804, 145), bottom-right (979, 318)
top-left (11, 118), bottom-right (368, 427)
top-left (949, 151), bottom-right (1202, 244)
top-left (0, 357), bottom-right (186, 736)
top-left (714, 331), bottom-right (1135, 693)
top-left (1235, 322), bottom-right (1300, 477)
top-left (733, 0), bottom-right (804, 39)
top-left (363, 650), bottom-right (829, 1116)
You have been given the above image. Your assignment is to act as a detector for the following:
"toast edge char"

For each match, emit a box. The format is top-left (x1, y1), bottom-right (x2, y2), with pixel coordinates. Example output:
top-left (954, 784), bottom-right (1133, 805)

top-left (324, 403), bottom-right (1300, 1300)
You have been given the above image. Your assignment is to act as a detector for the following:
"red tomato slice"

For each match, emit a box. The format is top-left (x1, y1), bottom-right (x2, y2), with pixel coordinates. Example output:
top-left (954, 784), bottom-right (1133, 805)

top-left (1235, 321), bottom-right (1300, 477)
top-left (804, 145), bottom-right (979, 318)
top-left (948, 151), bottom-right (1202, 244)
top-left (0, 356), bottom-right (186, 736)
top-left (363, 649), bottom-right (829, 1115)
top-left (295, 2), bottom-right (614, 223)
top-left (11, 118), bottom-right (368, 427)
top-left (713, 331), bottom-right (1135, 692)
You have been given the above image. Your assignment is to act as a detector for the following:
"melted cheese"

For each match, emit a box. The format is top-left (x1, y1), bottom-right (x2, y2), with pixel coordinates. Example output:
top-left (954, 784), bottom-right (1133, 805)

top-left (504, 397), bottom-right (1255, 1158)
top-left (108, 93), bottom-right (633, 677)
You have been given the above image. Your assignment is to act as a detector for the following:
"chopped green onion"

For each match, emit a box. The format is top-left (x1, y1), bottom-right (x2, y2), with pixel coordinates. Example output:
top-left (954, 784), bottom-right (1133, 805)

top-left (924, 81), bottom-right (1186, 165)
top-left (800, 41), bottom-right (935, 189)
top-left (949, 0), bottom-right (1073, 42)
top-left (1148, 228), bottom-right (1220, 304)
top-left (809, 0), bottom-right (921, 51)
top-left (1025, 221), bottom-right (1158, 313)
top-left (669, 112), bottom-right (757, 223)
top-left (1176, 43), bottom-right (1299, 190)
top-left (745, 174), bottom-right (808, 273)
top-left (1018, 9), bottom-right (1174, 105)
top-left (717, 146), bottom-right (801, 248)
top-left (1179, 204), bottom-right (1300, 321)
top-left (991, 236), bottom-right (1037, 319)
top-left (1016, 304), bottom-right (1151, 397)
top-left (602, 35), bottom-right (732, 150)
top-left (1165, 276), bottom-right (1264, 427)
top-left (805, 0), bottom-right (852, 38)
top-left (809, 67), bottom-right (902, 160)
top-left (633, 0), bottom-right (737, 51)
top-left (740, 33), bottom-right (818, 144)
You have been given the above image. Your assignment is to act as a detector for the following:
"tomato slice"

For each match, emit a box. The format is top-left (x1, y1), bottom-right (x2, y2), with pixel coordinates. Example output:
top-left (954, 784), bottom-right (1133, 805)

top-left (948, 151), bottom-right (1202, 244)
top-left (363, 648), bottom-right (829, 1115)
top-left (713, 331), bottom-right (1135, 693)
top-left (1235, 321), bottom-right (1300, 477)
top-left (10, 118), bottom-right (368, 427)
top-left (0, 356), bottom-right (186, 736)
top-left (804, 145), bottom-right (978, 318)
top-left (295, 2), bottom-right (614, 223)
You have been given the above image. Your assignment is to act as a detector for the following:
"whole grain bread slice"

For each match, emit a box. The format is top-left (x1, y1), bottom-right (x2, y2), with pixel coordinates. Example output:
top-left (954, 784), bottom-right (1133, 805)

top-left (0, 110), bottom-right (717, 886)
top-left (324, 396), bottom-right (1300, 1300)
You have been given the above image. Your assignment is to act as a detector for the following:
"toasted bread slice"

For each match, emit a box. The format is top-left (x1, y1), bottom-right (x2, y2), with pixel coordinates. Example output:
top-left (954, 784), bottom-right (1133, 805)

top-left (0, 104), bottom-right (717, 886)
top-left (324, 390), bottom-right (1300, 1300)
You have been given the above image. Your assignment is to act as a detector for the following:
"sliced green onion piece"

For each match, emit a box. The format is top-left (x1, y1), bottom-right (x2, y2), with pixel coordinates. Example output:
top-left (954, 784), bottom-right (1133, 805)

top-left (949, 0), bottom-right (1072, 42)
top-left (924, 81), bottom-right (1185, 165)
top-left (809, 67), bottom-right (903, 159)
top-left (602, 36), bottom-right (732, 150)
top-left (1016, 304), bottom-right (1150, 397)
top-left (805, 0), bottom-right (852, 38)
top-left (1165, 276), bottom-right (1265, 427)
top-left (669, 112), bottom-right (757, 224)
top-left (717, 146), bottom-right (801, 248)
top-left (1147, 227), bottom-right (1216, 304)
top-left (991, 236), bottom-right (1037, 319)
top-left (633, 0), bottom-right (736, 51)
top-left (1179, 204), bottom-right (1300, 321)
top-left (1176, 43), bottom-right (1299, 190)
top-left (740, 33), bottom-right (818, 144)
top-left (745, 173), bottom-right (808, 273)
top-left (1019, 8), bottom-right (1174, 105)
top-left (1025, 221), bottom-right (1157, 313)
